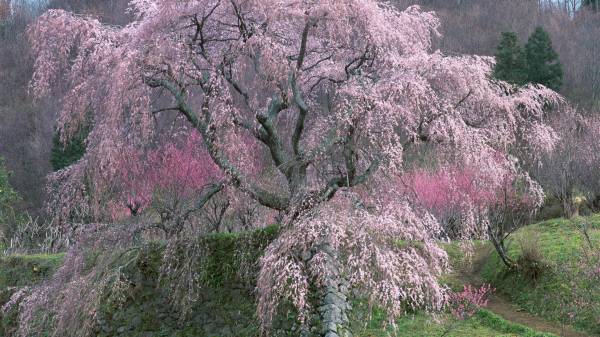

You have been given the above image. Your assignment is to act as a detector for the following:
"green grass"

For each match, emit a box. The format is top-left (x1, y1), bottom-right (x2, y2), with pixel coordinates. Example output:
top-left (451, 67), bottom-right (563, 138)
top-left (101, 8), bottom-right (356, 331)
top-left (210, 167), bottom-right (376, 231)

top-left (0, 252), bottom-right (65, 289)
top-left (352, 300), bottom-right (556, 337)
top-left (438, 240), bottom-right (489, 291)
top-left (481, 215), bottom-right (600, 336)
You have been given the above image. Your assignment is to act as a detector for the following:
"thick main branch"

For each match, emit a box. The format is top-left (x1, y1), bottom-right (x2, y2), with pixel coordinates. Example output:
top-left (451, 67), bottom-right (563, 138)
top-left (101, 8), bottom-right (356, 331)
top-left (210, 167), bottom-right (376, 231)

top-left (145, 76), bottom-right (290, 211)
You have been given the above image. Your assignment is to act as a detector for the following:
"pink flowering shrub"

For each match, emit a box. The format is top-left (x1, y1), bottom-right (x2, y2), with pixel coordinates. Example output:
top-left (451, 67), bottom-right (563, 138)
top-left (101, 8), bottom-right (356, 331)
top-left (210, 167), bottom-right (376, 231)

top-left (401, 162), bottom-right (539, 240)
top-left (113, 130), bottom-right (222, 219)
top-left (404, 165), bottom-right (495, 217)
top-left (527, 111), bottom-right (600, 218)
top-left (448, 284), bottom-right (494, 320)
top-left (109, 130), bottom-right (227, 236)
top-left (45, 160), bottom-right (91, 226)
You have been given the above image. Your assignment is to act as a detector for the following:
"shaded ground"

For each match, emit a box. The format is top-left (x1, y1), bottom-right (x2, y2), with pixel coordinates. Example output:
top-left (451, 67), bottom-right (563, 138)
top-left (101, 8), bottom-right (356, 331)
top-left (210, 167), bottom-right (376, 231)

top-left (463, 245), bottom-right (588, 337)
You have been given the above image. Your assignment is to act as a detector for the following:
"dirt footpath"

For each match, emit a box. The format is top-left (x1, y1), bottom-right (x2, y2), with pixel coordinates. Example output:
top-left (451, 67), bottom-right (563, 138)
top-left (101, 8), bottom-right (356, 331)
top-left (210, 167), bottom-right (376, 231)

top-left (461, 246), bottom-right (589, 337)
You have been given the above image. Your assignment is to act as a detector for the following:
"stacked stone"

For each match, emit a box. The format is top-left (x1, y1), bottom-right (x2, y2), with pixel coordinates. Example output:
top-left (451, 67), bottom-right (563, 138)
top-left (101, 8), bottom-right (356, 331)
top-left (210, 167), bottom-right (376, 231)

top-left (315, 243), bottom-right (352, 337)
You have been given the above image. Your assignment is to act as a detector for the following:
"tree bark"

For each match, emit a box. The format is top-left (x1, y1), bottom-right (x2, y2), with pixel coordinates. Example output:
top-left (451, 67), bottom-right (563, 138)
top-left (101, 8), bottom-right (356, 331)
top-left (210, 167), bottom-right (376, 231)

top-left (490, 234), bottom-right (516, 269)
top-left (488, 224), bottom-right (517, 270)
top-left (561, 190), bottom-right (577, 219)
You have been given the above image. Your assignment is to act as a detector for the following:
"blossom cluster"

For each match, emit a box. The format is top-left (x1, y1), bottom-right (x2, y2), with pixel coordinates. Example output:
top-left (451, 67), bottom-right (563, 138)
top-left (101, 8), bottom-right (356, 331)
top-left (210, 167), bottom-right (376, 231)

top-left (448, 284), bottom-right (494, 320)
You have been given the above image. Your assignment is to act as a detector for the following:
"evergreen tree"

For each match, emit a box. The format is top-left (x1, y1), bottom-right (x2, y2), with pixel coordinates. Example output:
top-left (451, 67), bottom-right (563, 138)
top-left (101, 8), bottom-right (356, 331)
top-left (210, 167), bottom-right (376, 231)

top-left (525, 26), bottom-right (563, 91)
top-left (50, 126), bottom-right (89, 171)
top-left (492, 32), bottom-right (528, 85)
top-left (583, 0), bottom-right (599, 11)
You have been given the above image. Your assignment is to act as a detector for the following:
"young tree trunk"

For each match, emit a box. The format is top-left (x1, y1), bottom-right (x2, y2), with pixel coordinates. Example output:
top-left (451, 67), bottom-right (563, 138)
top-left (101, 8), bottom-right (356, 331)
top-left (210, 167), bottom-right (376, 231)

top-left (489, 233), bottom-right (517, 269)
top-left (561, 193), bottom-right (577, 219)
top-left (487, 224), bottom-right (517, 270)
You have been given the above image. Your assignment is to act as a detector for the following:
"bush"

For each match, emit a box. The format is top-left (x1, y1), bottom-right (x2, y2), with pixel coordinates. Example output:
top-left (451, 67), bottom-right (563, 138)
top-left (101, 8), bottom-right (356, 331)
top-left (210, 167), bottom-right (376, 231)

top-left (517, 234), bottom-right (547, 282)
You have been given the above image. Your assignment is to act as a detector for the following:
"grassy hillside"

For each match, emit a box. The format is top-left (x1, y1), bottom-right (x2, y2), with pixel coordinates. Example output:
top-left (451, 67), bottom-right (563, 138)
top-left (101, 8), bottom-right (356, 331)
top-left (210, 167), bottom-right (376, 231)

top-left (0, 253), bottom-right (64, 289)
top-left (0, 226), bottom-right (557, 337)
top-left (481, 215), bottom-right (600, 336)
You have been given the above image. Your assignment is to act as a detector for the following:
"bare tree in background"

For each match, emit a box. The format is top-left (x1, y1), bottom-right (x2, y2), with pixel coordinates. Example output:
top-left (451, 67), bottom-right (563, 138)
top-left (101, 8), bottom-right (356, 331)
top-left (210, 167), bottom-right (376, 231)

top-left (559, 12), bottom-right (600, 110)
top-left (0, 0), bottom-right (10, 20)
top-left (527, 112), bottom-right (600, 218)
top-left (201, 195), bottom-right (230, 233)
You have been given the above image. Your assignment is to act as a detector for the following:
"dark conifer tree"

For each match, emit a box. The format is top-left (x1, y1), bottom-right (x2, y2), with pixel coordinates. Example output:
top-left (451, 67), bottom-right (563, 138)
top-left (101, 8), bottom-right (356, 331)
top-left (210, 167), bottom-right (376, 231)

top-left (492, 32), bottom-right (528, 85)
top-left (525, 26), bottom-right (563, 91)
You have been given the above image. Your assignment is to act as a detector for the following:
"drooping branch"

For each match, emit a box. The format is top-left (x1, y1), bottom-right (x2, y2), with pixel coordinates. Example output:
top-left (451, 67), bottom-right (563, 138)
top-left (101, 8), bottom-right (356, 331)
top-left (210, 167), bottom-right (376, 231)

top-left (342, 125), bottom-right (357, 184)
top-left (190, 0), bottom-right (222, 56)
top-left (230, 0), bottom-right (253, 41)
top-left (454, 89), bottom-right (473, 108)
top-left (307, 46), bottom-right (374, 93)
